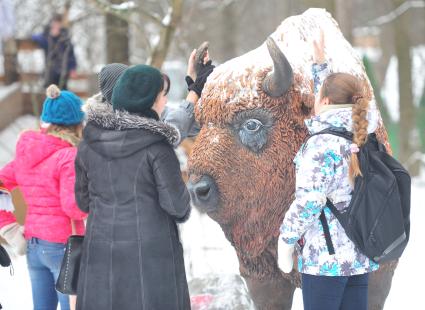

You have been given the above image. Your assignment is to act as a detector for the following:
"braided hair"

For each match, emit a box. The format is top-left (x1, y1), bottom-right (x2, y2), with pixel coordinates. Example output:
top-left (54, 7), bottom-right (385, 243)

top-left (320, 73), bottom-right (369, 182)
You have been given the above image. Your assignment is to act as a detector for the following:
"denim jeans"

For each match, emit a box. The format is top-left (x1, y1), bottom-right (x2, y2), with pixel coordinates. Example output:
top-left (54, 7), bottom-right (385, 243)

top-left (302, 273), bottom-right (369, 310)
top-left (26, 238), bottom-right (70, 310)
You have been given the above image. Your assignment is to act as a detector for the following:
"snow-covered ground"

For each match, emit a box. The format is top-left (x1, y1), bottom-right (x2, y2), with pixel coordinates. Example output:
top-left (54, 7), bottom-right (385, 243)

top-left (0, 115), bottom-right (38, 167)
top-left (0, 83), bottom-right (20, 103)
top-left (1, 177), bottom-right (423, 309)
top-left (0, 115), bottom-right (424, 309)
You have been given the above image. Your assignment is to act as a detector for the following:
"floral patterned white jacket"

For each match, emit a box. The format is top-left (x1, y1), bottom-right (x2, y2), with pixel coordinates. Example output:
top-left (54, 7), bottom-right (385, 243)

top-left (279, 63), bottom-right (380, 276)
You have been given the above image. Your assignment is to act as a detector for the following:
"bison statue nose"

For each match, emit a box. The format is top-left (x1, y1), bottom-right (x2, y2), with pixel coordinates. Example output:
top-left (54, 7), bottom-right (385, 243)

top-left (188, 175), bottom-right (219, 212)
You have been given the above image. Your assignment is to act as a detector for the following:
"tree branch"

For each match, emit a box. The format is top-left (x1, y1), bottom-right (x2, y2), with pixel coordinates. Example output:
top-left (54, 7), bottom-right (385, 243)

top-left (88, 0), bottom-right (133, 23)
top-left (136, 7), bottom-right (164, 26)
top-left (69, 11), bottom-right (102, 26)
top-left (89, 0), bottom-right (166, 27)
top-left (368, 0), bottom-right (425, 26)
top-left (148, 0), bottom-right (184, 68)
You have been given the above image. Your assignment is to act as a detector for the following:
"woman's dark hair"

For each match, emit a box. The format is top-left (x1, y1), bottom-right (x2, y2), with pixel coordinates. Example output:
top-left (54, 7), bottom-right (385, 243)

top-left (51, 13), bottom-right (63, 23)
top-left (140, 73), bottom-right (171, 120)
top-left (161, 73), bottom-right (171, 96)
top-left (320, 72), bottom-right (369, 182)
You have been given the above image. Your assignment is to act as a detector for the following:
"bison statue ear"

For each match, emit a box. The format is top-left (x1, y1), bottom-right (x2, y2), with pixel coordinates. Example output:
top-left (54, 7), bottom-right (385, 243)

top-left (262, 37), bottom-right (293, 97)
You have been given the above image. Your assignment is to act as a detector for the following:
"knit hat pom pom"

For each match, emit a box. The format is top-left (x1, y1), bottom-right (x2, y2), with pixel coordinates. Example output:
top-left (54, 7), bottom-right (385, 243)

top-left (46, 84), bottom-right (61, 99)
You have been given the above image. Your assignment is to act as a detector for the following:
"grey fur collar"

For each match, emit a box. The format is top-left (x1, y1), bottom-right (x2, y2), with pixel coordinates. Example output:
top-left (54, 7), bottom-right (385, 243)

top-left (83, 93), bottom-right (180, 146)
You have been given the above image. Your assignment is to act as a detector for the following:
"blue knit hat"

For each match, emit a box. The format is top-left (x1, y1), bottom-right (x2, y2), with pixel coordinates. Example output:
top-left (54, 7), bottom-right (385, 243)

top-left (41, 85), bottom-right (84, 125)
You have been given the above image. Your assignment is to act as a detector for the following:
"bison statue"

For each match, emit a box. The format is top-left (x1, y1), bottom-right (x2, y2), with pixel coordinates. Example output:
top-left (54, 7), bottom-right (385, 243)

top-left (187, 8), bottom-right (396, 310)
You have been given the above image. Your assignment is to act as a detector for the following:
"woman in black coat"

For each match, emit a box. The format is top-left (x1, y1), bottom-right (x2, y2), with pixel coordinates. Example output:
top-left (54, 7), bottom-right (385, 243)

top-left (75, 64), bottom-right (191, 310)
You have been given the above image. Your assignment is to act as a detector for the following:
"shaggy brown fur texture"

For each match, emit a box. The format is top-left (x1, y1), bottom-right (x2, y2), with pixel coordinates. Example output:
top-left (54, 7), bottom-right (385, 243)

top-left (189, 69), bottom-right (318, 294)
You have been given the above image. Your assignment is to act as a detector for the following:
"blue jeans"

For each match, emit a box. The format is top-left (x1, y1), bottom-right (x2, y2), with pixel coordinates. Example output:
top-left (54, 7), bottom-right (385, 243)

top-left (27, 238), bottom-right (70, 310)
top-left (302, 273), bottom-right (369, 310)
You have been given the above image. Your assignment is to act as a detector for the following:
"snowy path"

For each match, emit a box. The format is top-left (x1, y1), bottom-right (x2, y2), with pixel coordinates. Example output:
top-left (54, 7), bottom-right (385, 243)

top-left (1, 177), bottom-right (422, 309)
top-left (383, 177), bottom-right (424, 310)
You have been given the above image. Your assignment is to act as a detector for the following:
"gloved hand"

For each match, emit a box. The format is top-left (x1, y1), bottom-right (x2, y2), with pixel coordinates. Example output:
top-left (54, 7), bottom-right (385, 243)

top-left (188, 60), bottom-right (215, 97)
top-left (0, 223), bottom-right (26, 256)
top-left (277, 237), bottom-right (295, 273)
top-left (185, 75), bottom-right (195, 89)
top-left (186, 49), bottom-right (197, 82)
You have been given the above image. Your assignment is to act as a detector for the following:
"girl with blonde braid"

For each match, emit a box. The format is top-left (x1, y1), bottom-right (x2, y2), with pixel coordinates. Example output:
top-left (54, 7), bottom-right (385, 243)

top-left (277, 31), bottom-right (380, 310)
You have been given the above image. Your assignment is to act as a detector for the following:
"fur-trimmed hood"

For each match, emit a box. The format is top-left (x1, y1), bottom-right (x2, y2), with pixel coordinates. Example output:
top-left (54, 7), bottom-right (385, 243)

top-left (82, 94), bottom-right (180, 159)
top-left (83, 93), bottom-right (180, 146)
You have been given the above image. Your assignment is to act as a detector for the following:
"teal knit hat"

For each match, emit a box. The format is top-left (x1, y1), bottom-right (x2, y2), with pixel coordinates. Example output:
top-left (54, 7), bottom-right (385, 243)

top-left (41, 85), bottom-right (84, 125)
top-left (112, 64), bottom-right (163, 115)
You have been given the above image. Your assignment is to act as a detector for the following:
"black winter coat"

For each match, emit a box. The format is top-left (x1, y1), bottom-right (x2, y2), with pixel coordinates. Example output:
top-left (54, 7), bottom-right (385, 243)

top-left (75, 96), bottom-right (191, 310)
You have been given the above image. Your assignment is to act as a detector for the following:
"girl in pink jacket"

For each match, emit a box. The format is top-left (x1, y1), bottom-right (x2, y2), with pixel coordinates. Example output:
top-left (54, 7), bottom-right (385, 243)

top-left (0, 85), bottom-right (87, 310)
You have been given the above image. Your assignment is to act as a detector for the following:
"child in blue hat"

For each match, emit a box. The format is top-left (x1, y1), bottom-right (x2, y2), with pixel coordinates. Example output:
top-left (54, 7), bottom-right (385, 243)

top-left (0, 84), bottom-right (87, 310)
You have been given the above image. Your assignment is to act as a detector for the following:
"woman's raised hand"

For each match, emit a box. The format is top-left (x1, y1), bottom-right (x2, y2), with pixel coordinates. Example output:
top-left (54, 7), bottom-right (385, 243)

top-left (186, 43), bottom-right (215, 102)
top-left (187, 49), bottom-right (197, 81)
top-left (313, 30), bottom-right (325, 64)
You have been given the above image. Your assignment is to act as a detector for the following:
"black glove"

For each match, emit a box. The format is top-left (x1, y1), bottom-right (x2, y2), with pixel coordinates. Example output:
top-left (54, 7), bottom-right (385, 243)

top-left (188, 60), bottom-right (215, 97)
top-left (185, 75), bottom-right (195, 89)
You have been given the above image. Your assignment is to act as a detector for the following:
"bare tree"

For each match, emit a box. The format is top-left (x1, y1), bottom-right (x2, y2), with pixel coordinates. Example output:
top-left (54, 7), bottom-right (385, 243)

top-left (3, 39), bottom-right (19, 85)
top-left (335, 0), bottom-right (353, 42)
top-left (219, 1), bottom-right (237, 61)
top-left (149, 0), bottom-right (183, 67)
top-left (106, 0), bottom-right (129, 64)
top-left (392, 0), bottom-right (419, 174)
top-left (89, 0), bottom-right (184, 68)
top-left (1, 0), bottom-right (19, 84)
top-left (300, 0), bottom-right (335, 15)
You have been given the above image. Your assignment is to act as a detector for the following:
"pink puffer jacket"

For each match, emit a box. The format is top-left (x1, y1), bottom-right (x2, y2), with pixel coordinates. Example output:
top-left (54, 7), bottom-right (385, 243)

top-left (0, 130), bottom-right (87, 243)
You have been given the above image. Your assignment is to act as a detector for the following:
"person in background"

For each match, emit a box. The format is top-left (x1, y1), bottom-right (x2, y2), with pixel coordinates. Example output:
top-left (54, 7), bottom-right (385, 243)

top-left (0, 85), bottom-right (87, 310)
top-left (32, 14), bottom-right (77, 90)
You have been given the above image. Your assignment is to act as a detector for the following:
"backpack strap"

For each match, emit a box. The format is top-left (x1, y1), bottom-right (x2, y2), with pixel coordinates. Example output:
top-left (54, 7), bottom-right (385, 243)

top-left (319, 199), bottom-right (336, 255)
top-left (305, 127), bottom-right (353, 256)
top-left (302, 127), bottom-right (353, 154)
top-left (309, 127), bottom-right (353, 141)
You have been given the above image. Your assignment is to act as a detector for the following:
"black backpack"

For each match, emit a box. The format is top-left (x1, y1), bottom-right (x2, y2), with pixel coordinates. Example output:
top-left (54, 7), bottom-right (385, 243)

top-left (306, 127), bottom-right (411, 264)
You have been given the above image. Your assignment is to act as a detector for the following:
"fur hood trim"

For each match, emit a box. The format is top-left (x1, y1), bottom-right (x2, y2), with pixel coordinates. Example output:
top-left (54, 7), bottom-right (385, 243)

top-left (83, 93), bottom-right (180, 146)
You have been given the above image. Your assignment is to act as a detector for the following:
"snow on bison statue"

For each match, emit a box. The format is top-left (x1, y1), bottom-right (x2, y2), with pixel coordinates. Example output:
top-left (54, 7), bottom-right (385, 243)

top-left (187, 8), bottom-right (396, 310)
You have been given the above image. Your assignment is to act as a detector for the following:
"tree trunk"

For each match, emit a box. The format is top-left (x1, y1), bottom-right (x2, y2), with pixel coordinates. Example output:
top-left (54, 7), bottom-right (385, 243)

top-left (2, 38), bottom-right (19, 85)
top-left (301, 0), bottom-right (335, 16)
top-left (106, 0), bottom-right (129, 64)
top-left (334, 0), bottom-right (352, 43)
top-left (417, 84), bottom-right (425, 154)
top-left (219, 1), bottom-right (238, 62)
top-left (149, 0), bottom-right (183, 69)
top-left (392, 0), bottom-right (419, 175)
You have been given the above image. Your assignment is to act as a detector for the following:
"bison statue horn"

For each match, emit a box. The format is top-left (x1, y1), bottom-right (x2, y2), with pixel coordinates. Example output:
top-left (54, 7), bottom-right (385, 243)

top-left (262, 37), bottom-right (293, 97)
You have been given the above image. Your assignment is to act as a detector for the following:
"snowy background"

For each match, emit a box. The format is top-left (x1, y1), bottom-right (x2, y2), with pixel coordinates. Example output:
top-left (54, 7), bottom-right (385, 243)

top-left (0, 1), bottom-right (424, 309)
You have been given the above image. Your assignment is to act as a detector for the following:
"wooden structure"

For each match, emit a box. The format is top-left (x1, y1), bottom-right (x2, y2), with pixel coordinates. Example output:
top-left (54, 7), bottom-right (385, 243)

top-left (0, 38), bottom-right (96, 130)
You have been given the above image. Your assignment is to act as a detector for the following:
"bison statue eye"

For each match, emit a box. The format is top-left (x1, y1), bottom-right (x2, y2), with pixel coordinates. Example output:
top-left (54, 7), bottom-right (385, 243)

top-left (231, 109), bottom-right (273, 154)
top-left (244, 119), bottom-right (262, 132)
